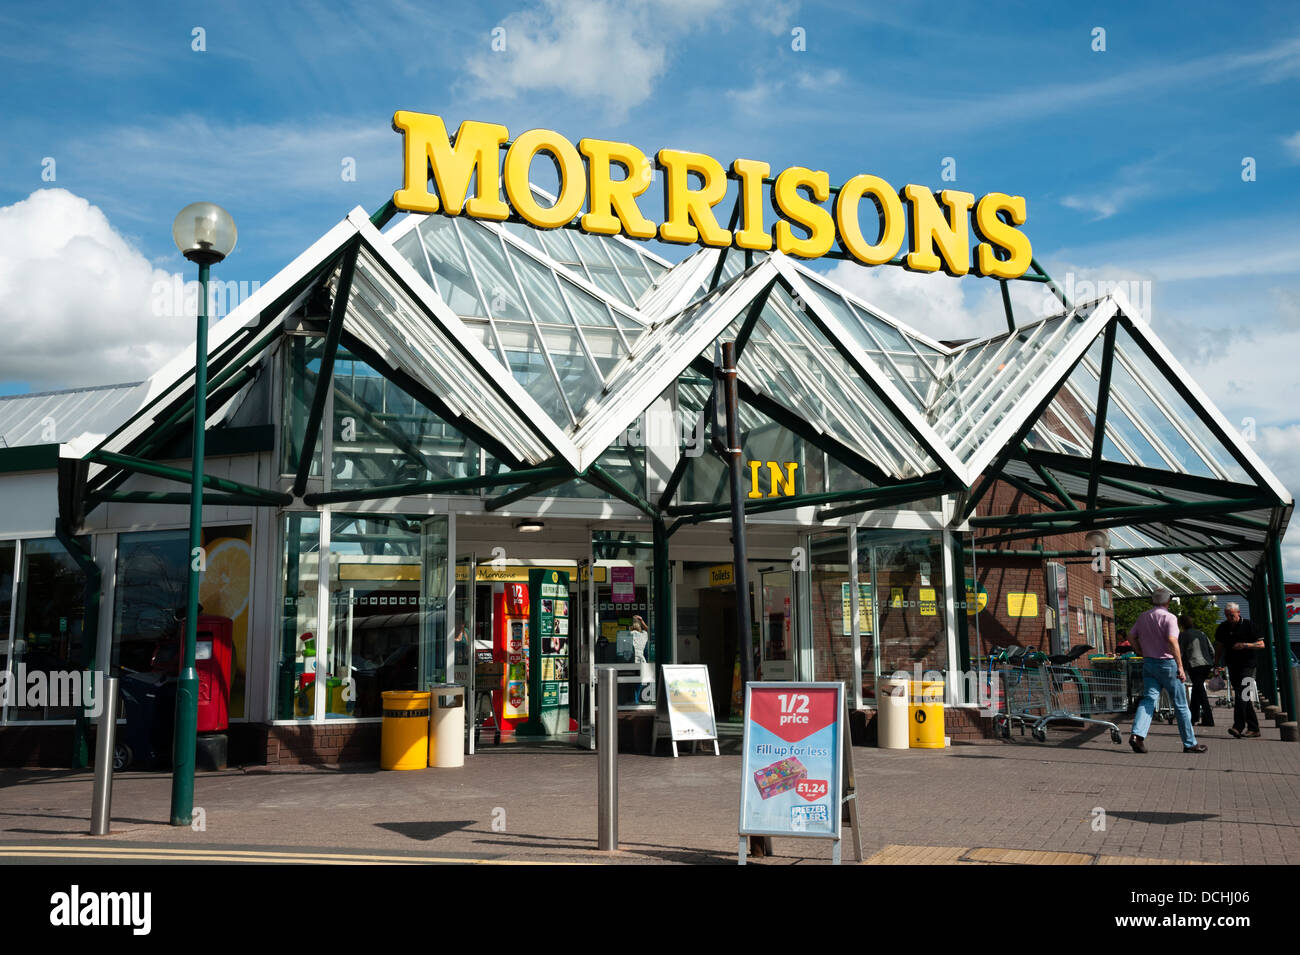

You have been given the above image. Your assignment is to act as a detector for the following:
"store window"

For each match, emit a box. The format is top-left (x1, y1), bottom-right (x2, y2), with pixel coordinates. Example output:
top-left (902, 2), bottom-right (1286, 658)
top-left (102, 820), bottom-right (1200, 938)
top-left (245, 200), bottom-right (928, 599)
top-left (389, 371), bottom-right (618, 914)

top-left (9, 538), bottom-right (87, 721)
top-left (860, 530), bottom-right (948, 700)
top-left (277, 512), bottom-right (450, 721)
top-left (278, 514), bottom-right (320, 720)
top-left (325, 514), bottom-right (448, 719)
top-left (113, 525), bottom-right (252, 718)
top-left (0, 542), bottom-right (15, 716)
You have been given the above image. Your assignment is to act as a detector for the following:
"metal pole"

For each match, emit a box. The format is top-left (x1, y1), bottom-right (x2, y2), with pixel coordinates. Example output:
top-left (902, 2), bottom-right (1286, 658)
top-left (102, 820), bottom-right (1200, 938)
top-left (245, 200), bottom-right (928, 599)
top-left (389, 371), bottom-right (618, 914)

top-left (1268, 538), bottom-right (1295, 721)
top-left (721, 342), bottom-right (755, 694)
top-left (171, 261), bottom-right (208, 826)
top-left (90, 677), bottom-right (119, 836)
top-left (597, 666), bottom-right (618, 851)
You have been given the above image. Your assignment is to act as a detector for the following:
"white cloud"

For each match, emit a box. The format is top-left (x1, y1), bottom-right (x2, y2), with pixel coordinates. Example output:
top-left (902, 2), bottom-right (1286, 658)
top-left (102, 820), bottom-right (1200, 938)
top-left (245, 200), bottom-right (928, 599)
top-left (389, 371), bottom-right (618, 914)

top-left (461, 0), bottom-right (799, 118)
top-left (1284, 130), bottom-right (1300, 162)
top-left (463, 0), bottom-right (718, 118)
top-left (0, 189), bottom-right (189, 390)
top-left (1061, 183), bottom-right (1154, 221)
top-left (820, 260), bottom-right (1013, 344)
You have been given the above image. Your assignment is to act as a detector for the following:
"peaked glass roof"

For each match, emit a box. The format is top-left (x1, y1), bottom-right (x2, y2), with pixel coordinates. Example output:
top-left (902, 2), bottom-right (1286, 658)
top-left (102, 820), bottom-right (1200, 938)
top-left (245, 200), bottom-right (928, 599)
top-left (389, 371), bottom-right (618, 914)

top-left (62, 204), bottom-right (1290, 599)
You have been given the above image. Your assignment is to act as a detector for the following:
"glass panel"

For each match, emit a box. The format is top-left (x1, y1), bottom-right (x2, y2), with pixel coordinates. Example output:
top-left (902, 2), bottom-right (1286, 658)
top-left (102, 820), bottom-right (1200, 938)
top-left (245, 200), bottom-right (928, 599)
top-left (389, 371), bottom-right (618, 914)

top-left (591, 531), bottom-right (656, 710)
top-left (862, 530), bottom-right (948, 701)
top-left (113, 526), bottom-right (253, 729)
top-left (807, 531), bottom-right (860, 698)
top-left (330, 353), bottom-right (481, 490)
top-left (1113, 326), bottom-right (1250, 482)
top-left (0, 542), bottom-right (15, 707)
top-left (417, 217), bottom-right (487, 317)
top-left (456, 222), bottom-right (529, 323)
top-left (324, 514), bottom-right (445, 719)
top-left (344, 249), bottom-right (555, 466)
top-left (277, 514), bottom-right (320, 720)
top-left (391, 228), bottom-right (435, 292)
top-left (11, 538), bottom-right (87, 721)
top-left (281, 336), bottom-right (324, 477)
top-left (735, 285), bottom-right (939, 478)
top-left (759, 570), bottom-right (795, 681)
top-left (1108, 354), bottom-right (1215, 477)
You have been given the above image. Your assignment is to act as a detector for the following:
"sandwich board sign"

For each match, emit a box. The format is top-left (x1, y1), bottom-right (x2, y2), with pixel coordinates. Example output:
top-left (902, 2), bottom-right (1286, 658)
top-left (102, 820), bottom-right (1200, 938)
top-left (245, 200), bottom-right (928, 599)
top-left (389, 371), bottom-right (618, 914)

top-left (653, 664), bottom-right (720, 757)
top-left (738, 681), bottom-right (862, 864)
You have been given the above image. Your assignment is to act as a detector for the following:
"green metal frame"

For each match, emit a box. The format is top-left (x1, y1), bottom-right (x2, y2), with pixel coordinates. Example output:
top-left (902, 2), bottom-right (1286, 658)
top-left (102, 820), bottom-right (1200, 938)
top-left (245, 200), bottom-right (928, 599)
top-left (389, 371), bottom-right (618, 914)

top-left (293, 237), bottom-right (362, 496)
top-left (485, 473), bottom-right (574, 511)
top-left (302, 464), bottom-right (570, 506)
top-left (1267, 537), bottom-right (1295, 719)
top-left (1085, 321), bottom-right (1118, 511)
top-left (85, 449), bottom-right (292, 506)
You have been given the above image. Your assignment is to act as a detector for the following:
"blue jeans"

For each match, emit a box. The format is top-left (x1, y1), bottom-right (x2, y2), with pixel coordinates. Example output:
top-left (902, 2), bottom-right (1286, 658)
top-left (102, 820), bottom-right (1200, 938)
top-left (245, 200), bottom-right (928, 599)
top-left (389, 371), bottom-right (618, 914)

top-left (1131, 658), bottom-right (1197, 748)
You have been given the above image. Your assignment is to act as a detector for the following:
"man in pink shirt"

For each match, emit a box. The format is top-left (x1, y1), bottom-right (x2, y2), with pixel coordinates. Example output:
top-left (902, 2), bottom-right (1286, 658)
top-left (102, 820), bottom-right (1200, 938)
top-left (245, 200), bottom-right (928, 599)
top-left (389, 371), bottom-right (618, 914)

top-left (1128, 587), bottom-right (1207, 753)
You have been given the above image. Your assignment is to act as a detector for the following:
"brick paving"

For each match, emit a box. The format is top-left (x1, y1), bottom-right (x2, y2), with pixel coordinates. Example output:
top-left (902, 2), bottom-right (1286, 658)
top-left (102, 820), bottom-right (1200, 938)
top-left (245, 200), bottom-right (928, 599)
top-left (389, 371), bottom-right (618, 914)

top-left (0, 717), bottom-right (1296, 864)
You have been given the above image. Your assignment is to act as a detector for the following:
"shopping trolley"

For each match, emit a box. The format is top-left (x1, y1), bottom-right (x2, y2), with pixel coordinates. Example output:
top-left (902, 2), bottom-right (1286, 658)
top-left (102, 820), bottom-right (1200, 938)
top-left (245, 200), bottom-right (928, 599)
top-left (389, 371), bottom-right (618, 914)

top-left (993, 648), bottom-right (1125, 744)
top-left (990, 646), bottom-right (1050, 739)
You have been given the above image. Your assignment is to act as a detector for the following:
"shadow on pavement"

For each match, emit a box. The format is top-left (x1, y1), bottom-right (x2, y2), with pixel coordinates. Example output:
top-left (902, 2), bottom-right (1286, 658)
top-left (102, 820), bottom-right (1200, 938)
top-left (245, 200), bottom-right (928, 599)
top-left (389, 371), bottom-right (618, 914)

top-left (1104, 810), bottom-right (1218, 825)
top-left (375, 820), bottom-right (476, 841)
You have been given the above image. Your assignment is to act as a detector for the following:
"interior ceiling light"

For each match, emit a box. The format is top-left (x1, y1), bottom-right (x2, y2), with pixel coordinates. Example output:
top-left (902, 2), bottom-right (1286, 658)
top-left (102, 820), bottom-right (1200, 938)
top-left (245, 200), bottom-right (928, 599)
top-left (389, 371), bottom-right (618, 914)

top-left (516, 520), bottom-right (544, 533)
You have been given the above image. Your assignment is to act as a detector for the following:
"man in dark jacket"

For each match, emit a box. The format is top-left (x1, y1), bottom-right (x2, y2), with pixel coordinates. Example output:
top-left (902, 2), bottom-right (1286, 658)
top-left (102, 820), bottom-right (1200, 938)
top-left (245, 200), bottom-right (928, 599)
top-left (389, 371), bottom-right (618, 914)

top-left (1214, 603), bottom-right (1263, 738)
top-left (1179, 614), bottom-right (1214, 727)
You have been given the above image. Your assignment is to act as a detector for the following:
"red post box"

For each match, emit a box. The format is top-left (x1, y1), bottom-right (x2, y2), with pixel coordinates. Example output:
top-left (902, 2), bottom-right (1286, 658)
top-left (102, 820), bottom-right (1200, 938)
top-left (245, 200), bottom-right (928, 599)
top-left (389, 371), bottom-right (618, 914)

top-left (195, 614), bottom-right (233, 732)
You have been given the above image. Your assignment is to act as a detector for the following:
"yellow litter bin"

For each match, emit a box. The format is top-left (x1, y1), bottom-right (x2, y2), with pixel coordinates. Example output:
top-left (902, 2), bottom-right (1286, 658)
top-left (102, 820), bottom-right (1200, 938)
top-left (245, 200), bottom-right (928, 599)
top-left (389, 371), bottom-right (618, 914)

top-left (380, 690), bottom-right (431, 770)
top-left (909, 680), bottom-right (945, 749)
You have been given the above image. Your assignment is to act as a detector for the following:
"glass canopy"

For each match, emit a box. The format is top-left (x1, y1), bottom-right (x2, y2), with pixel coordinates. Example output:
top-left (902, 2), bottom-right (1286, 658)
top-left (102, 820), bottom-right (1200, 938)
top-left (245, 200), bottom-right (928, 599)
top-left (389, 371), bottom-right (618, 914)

top-left (77, 203), bottom-right (1291, 600)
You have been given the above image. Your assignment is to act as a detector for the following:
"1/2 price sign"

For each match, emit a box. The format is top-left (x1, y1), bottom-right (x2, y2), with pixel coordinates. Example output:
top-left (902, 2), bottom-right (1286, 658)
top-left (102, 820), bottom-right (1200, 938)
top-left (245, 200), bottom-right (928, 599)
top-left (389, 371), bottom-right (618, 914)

top-left (739, 682), bottom-right (844, 840)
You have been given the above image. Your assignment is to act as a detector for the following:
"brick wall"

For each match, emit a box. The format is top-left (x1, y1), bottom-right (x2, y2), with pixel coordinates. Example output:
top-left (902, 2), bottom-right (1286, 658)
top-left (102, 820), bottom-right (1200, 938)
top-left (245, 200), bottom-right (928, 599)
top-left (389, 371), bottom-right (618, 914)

top-left (972, 480), bottom-right (1114, 658)
top-left (261, 722), bottom-right (382, 767)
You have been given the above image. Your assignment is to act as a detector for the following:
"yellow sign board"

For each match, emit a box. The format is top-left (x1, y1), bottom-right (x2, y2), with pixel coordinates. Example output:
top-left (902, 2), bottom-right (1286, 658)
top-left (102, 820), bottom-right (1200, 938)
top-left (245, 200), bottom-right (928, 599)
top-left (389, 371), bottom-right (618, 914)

top-left (709, 564), bottom-right (735, 587)
top-left (1007, 592), bottom-right (1039, 618)
top-left (919, 587), bottom-right (937, 616)
top-left (841, 583), bottom-right (873, 635)
top-left (392, 112), bottom-right (1033, 279)
top-left (454, 564), bottom-right (603, 584)
top-left (340, 562), bottom-right (420, 581)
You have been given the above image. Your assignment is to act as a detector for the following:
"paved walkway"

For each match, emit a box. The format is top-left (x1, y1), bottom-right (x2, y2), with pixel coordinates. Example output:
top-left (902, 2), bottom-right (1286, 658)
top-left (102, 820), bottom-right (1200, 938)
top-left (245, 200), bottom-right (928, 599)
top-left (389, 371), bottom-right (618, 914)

top-left (1, 719), bottom-right (1296, 864)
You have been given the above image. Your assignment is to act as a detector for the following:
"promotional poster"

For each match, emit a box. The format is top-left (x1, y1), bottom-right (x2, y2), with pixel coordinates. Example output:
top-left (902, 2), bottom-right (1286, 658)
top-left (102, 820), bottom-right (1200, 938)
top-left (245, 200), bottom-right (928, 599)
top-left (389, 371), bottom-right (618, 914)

top-left (739, 683), bottom-right (843, 839)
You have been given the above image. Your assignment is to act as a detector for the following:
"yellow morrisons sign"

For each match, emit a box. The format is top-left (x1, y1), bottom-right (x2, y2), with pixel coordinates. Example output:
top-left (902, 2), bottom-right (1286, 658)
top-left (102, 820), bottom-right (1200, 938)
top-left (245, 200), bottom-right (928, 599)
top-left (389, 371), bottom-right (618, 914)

top-left (392, 111), bottom-right (1033, 279)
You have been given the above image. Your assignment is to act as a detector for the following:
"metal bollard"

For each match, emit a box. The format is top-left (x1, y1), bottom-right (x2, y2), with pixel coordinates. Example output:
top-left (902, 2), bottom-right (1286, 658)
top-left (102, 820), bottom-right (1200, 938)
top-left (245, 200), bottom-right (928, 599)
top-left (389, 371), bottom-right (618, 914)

top-left (597, 667), bottom-right (617, 851)
top-left (90, 677), bottom-right (119, 836)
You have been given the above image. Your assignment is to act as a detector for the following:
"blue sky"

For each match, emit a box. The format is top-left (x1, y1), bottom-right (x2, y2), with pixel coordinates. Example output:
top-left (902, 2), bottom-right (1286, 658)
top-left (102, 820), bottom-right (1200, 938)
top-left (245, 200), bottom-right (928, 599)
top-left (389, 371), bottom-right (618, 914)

top-left (2, 0), bottom-right (1299, 568)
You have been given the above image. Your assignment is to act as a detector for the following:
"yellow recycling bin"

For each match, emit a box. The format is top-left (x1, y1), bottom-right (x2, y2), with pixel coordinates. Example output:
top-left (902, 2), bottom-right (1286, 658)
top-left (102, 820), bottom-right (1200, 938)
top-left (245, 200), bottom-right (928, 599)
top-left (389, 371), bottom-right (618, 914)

top-left (908, 680), bottom-right (945, 749)
top-left (380, 690), bottom-right (431, 770)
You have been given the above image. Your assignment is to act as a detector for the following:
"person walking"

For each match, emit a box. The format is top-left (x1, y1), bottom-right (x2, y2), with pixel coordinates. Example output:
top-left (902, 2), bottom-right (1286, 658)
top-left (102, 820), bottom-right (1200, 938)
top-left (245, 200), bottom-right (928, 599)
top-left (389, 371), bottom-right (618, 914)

top-left (1215, 602), bottom-right (1263, 738)
top-left (1129, 587), bottom-right (1206, 753)
top-left (1178, 614), bottom-right (1214, 727)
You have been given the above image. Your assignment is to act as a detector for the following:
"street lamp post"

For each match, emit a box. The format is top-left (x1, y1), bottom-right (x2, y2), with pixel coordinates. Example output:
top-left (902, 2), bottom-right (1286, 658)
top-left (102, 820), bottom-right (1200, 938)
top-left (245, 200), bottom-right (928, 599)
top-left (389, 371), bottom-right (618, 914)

top-left (170, 202), bottom-right (237, 826)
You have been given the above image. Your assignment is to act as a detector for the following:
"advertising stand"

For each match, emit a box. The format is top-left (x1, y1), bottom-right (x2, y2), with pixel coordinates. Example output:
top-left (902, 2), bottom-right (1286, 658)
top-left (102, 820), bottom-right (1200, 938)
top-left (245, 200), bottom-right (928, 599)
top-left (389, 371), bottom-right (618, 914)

top-left (738, 681), bottom-right (862, 864)
top-left (652, 664), bottom-right (720, 757)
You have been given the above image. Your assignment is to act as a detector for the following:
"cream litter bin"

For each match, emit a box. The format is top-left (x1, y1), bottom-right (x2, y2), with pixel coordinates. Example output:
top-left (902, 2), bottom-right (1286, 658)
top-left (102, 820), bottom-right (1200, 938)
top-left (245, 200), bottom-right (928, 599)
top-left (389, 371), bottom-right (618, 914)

top-left (428, 684), bottom-right (466, 768)
top-left (877, 677), bottom-right (909, 749)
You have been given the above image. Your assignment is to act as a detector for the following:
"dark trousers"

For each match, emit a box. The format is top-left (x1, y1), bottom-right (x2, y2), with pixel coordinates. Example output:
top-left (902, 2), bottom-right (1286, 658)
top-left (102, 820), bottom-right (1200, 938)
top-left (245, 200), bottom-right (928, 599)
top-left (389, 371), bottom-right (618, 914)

top-left (1188, 665), bottom-right (1213, 724)
top-left (1230, 669), bottom-right (1259, 732)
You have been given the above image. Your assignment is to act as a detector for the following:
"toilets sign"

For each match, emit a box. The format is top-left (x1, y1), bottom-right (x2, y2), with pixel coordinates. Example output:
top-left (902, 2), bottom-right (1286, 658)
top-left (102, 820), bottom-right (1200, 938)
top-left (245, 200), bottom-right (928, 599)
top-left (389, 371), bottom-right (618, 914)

top-left (391, 111), bottom-right (1034, 279)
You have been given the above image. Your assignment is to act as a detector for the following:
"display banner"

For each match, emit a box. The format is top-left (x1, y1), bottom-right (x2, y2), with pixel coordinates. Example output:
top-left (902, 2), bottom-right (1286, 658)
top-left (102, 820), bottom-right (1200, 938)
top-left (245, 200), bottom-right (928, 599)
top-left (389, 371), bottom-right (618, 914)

top-left (662, 664), bottom-right (718, 744)
top-left (740, 682), bottom-right (843, 840)
top-left (518, 568), bottom-right (569, 735)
